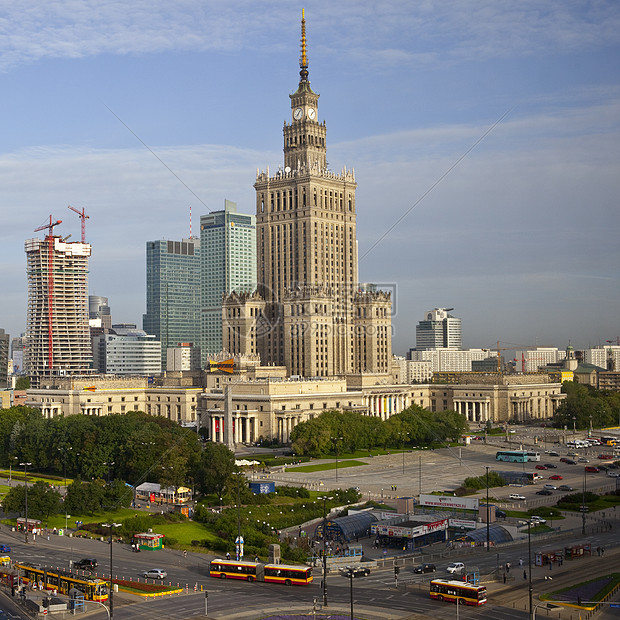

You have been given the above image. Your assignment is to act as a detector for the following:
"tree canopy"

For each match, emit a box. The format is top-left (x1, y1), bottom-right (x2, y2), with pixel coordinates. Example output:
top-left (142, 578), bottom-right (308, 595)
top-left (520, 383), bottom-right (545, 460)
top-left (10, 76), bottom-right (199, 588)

top-left (552, 382), bottom-right (620, 429)
top-left (290, 405), bottom-right (468, 457)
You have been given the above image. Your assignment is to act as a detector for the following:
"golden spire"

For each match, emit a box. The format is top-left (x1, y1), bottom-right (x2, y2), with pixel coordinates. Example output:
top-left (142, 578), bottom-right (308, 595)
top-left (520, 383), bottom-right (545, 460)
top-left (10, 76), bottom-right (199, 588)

top-left (299, 8), bottom-right (308, 81)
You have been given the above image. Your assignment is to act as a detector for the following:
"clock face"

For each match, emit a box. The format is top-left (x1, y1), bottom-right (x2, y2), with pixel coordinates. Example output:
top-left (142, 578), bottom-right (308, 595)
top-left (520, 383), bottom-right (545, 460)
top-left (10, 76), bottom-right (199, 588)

top-left (307, 107), bottom-right (316, 120)
top-left (293, 107), bottom-right (303, 120)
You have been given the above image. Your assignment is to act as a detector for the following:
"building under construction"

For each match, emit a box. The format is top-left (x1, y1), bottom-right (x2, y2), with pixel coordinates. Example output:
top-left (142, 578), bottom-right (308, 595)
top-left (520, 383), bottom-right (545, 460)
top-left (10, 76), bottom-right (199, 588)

top-left (25, 221), bottom-right (93, 386)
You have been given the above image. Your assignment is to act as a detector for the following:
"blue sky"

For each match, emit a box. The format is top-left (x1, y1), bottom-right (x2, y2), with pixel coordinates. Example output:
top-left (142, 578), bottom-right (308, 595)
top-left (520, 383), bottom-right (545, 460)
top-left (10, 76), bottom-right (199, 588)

top-left (1, 0), bottom-right (619, 355)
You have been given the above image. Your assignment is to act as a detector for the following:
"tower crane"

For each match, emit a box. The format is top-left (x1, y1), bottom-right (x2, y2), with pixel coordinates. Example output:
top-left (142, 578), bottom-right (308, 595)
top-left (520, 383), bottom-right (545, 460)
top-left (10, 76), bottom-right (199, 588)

top-left (67, 205), bottom-right (89, 243)
top-left (33, 215), bottom-right (63, 372)
top-left (483, 341), bottom-right (552, 374)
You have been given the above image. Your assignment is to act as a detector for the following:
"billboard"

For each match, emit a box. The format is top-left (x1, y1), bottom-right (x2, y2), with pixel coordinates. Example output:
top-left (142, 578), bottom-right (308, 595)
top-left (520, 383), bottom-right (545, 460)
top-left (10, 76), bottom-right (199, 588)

top-left (419, 494), bottom-right (479, 511)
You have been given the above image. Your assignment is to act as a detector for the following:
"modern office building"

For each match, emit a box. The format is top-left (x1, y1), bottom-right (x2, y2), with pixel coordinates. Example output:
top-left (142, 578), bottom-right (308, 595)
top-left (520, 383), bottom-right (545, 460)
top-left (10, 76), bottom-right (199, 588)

top-left (143, 237), bottom-right (201, 369)
top-left (582, 345), bottom-right (620, 372)
top-left (89, 295), bottom-right (112, 330)
top-left (414, 308), bottom-right (462, 351)
top-left (24, 232), bottom-right (93, 386)
top-left (92, 324), bottom-right (161, 376)
top-left (200, 200), bottom-right (256, 362)
top-left (0, 329), bottom-right (9, 389)
top-left (222, 13), bottom-right (392, 378)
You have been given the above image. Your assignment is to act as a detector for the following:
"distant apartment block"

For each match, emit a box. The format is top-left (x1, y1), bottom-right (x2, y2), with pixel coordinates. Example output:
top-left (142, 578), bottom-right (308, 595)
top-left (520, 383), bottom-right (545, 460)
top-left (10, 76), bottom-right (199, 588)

top-left (408, 348), bottom-right (491, 373)
top-left (583, 345), bottom-right (620, 372)
top-left (514, 347), bottom-right (566, 373)
top-left (143, 237), bottom-right (201, 370)
top-left (167, 343), bottom-right (201, 371)
top-left (24, 235), bottom-right (93, 386)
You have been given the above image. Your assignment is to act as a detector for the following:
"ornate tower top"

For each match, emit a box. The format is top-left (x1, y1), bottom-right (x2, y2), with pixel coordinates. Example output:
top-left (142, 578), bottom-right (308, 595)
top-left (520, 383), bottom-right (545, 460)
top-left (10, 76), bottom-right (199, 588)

top-left (299, 8), bottom-right (308, 82)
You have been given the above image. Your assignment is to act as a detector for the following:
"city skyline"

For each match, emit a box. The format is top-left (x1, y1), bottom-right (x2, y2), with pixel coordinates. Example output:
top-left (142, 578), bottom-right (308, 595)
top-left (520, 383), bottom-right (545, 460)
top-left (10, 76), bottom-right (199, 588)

top-left (1, 2), bottom-right (619, 354)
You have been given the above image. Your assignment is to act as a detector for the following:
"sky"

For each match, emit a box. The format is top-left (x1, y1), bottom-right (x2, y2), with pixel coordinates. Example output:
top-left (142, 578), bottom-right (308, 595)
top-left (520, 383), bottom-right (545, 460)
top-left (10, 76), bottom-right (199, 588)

top-left (1, 0), bottom-right (619, 356)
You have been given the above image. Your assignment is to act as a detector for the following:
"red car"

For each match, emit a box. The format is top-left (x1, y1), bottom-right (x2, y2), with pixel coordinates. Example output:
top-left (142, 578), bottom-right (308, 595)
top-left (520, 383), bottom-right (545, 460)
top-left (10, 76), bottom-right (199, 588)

top-left (549, 474), bottom-right (563, 480)
top-left (585, 466), bottom-right (600, 473)
top-left (598, 454), bottom-right (613, 460)
top-left (535, 465), bottom-right (548, 470)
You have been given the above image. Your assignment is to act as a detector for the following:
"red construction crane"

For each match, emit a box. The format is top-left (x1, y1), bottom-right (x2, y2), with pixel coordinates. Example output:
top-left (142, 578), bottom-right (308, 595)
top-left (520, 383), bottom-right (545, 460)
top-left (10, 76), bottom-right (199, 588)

top-left (67, 205), bottom-right (89, 243)
top-left (33, 216), bottom-right (63, 373)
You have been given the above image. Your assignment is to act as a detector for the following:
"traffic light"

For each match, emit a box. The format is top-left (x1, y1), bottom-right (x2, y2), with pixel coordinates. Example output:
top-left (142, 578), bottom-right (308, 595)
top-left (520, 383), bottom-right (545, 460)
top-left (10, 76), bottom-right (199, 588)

top-left (394, 566), bottom-right (400, 576)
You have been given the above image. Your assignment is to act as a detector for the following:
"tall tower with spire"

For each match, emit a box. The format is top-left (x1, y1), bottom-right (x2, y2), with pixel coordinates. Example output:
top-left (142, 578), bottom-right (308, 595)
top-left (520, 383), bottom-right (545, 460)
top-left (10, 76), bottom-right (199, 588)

top-left (223, 10), bottom-right (392, 378)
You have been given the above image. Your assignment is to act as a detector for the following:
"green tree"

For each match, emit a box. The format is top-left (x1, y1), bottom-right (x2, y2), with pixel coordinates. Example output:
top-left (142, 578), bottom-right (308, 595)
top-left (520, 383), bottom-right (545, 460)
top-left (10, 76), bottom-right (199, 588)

top-left (14, 377), bottom-right (30, 390)
top-left (195, 443), bottom-right (235, 498)
top-left (2, 481), bottom-right (61, 520)
top-left (64, 479), bottom-right (106, 515)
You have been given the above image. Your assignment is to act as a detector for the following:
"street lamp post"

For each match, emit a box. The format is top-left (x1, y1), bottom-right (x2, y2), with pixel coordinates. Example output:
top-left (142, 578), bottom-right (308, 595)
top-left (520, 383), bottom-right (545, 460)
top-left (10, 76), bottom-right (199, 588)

top-left (485, 466), bottom-right (490, 552)
top-left (20, 462), bottom-right (31, 544)
top-left (318, 495), bottom-right (332, 607)
top-left (582, 468), bottom-right (587, 536)
top-left (102, 522), bottom-right (121, 620)
top-left (528, 520), bottom-right (533, 620)
top-left (331, 437), bottom-right (343, 482)
top-left (347, 568), bottom-right (354, 620)
top-left (572, 416), bottom-right (576, 435)
top-left (58, 446), bottom-right (72, 531)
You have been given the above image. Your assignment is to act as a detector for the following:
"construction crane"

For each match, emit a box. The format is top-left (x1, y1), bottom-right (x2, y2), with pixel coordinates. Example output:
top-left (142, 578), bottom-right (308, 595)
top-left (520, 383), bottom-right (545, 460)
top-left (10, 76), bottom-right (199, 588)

top-left (33, 215), bottom-right (63, 372)
top-left (483, 341), bottom-right (552, 374)
top-left (67, 205), bottom-right (89, 243)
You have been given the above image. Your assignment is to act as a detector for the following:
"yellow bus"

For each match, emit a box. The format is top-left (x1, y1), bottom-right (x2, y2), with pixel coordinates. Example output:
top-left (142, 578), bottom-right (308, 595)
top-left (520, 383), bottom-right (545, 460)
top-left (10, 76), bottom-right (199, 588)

top-left (13, 562), bottom-right (108, 602)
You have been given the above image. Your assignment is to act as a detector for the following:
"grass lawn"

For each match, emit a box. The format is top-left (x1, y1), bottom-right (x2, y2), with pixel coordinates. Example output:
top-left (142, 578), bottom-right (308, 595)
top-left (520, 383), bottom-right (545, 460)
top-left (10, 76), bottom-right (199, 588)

top-left (542, 572), bottom-right (620, 610)
top-left (561, 494), bottom-right (620, 513)
top-left (285, 460), bottom-right (367, 473)
top-left (149, 521), bottom-right (220, 546)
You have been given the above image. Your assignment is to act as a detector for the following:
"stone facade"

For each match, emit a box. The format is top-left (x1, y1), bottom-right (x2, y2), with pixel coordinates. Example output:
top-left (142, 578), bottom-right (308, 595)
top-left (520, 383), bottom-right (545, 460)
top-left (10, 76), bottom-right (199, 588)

top-left (25, 375), bottom-right (200, 423)
top-left (222, 14), bottom-right (392, 380)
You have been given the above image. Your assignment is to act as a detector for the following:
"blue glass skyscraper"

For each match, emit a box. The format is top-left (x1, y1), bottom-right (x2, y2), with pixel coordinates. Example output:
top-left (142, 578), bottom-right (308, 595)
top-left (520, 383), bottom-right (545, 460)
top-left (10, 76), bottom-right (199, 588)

top-left (143, 237), bottom-right (201, 369)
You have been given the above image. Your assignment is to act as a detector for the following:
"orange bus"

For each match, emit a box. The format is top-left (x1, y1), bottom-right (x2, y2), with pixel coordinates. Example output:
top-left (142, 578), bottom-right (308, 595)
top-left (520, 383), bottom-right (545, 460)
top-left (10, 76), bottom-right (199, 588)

top-left (430, 579), bottom-right (487, 606)
top-left (209, 559), bottom-right (312, 586)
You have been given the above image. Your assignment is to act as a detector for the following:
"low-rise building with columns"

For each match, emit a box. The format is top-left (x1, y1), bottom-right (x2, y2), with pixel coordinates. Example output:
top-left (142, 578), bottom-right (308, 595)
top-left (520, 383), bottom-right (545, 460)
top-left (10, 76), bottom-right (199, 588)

top-left (428, 373), bottom-right (565, 424)
top-left (25, 375), bottom-right (200, 423)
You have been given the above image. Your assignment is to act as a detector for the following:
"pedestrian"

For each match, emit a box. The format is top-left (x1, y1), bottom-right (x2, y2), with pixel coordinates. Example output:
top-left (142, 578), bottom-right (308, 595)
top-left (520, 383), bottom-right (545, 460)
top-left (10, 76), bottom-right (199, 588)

top-left (523, 570), bottom-right (527, 580)
top-left (226, 552), bottom-right (231, 560)
top-left (601, 547), bottom-right (605, 556)
top-left (503, 572), bottom-right (506, 584)
top-left (506, 562), bottom-right (511, 573)
top-left (519, 558), bottom-right (523, 568)
top-left (549, 560), bottom-right (552, 571)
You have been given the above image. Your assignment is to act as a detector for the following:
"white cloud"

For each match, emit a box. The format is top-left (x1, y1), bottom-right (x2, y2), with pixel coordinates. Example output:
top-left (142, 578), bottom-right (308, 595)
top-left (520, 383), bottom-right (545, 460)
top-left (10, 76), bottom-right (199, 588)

top-left (1, 0), bottom-right (619, 72)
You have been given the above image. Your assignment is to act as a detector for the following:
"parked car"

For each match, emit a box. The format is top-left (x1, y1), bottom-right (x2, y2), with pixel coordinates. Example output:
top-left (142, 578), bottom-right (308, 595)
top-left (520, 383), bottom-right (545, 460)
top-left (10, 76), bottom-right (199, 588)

top-left (536, 489), bottom-right (553, 496)
top-left (558, 485), bottom-right (574, 491)
top-left (535, 465), bottom-right (547, 470)
top-left (509, 493), bottom-right (526, 501)
top-left (143, 568), bottom-right (167, 579)
top-left (74, 558), bottom-right (98, 570)
top-left (547, 451), bottom-right (560, 457)
top-left (413, 563), bottom-right (436, 574)
top-left (533, 473), bottom-right (544, 480)
top-left (495, 509), bottom-right (507, 519)
top-left (446, 562), bottom-right (465, 574)
top-left (543, 484), bottom-right (557, 490)
top-left (567, 452), bottom-right (578, 457)
top-left (607, 470), bottom-right (619, 477)
top-left (549, 475), bottom-right (563, 480)
top-left (559, 457), bottom-right (570, 463)
top-left (564, 459), bottom-right (576, 465)
top-left (585, 466), bottom-right (600, 473)
top-left (530, 516), bottom-right (547, 524)
top-left (598, 454), bottom-right (614, 460)
top-left (0, 545), bottom-right (11, 553)
top-left (578, 457), bottom-right (589, 463)
top-left (543, 463), bottom-right (557, 469)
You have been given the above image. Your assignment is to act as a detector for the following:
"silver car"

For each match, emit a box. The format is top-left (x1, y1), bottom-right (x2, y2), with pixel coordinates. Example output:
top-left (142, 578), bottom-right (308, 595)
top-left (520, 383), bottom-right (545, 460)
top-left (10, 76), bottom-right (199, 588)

top-left (143, 568), bottom-right (167, 579)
